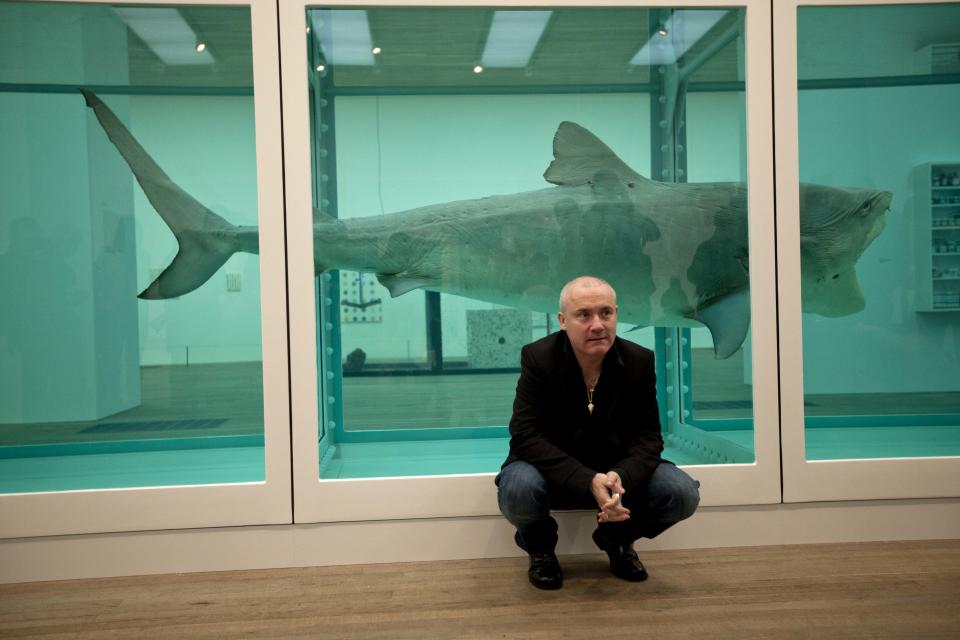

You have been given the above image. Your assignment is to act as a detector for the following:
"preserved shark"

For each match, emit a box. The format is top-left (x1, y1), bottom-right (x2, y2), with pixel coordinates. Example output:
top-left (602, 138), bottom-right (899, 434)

top-left (80, 89), bottom-right (892, 359)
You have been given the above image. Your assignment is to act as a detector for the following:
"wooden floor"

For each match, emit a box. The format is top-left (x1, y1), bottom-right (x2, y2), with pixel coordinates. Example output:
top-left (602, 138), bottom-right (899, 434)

top-left (2, 540), bottom-right (958, 639)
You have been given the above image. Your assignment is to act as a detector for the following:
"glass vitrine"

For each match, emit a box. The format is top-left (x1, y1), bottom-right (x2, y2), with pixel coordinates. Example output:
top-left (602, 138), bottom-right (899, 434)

top-left (283, 1), bottom-right (779, 523)
top-left (0, 0), bottom-right (289, 537)
top-left (775, 0), bottom-right (960, 501)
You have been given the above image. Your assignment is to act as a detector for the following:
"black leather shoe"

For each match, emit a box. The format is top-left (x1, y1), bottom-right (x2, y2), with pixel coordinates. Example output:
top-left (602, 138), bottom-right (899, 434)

top-left (527, 552), bottom-right (563, 590)
top-left (592, 530), bottom-right (648, 582)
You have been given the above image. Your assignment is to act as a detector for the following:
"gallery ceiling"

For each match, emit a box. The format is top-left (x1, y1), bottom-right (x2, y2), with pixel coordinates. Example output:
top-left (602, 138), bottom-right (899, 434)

top-left (116, 5), bottom-right (960, 91)
top-left (123, 7), bottom-right (742, 90)
top-left (308, 8), bottom-right (742, 89)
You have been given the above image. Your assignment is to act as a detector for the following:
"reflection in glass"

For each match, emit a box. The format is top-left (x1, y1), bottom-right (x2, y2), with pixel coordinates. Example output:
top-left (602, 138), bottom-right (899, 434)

top-left (307, 7), bottom-right (755, 479)
top-left (0, 3), bottom-right (262, 492)
top-left (797, 4), bottom-right (960, 459)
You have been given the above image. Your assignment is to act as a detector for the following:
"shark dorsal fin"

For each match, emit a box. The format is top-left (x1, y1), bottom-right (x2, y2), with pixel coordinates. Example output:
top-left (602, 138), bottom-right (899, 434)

top-left (543, 122), bottom-right (649, 187)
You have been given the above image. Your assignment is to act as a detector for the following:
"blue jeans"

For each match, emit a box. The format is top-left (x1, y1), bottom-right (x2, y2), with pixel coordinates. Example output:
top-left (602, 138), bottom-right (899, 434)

top-left (495, 460), bottom-right (700, 554)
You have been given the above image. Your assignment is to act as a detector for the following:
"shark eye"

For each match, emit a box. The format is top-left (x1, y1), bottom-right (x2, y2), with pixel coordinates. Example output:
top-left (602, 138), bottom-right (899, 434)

top-left (857, 198), bottom-right (875, 214)
top-left (832, 273), bottom-right (840, 280)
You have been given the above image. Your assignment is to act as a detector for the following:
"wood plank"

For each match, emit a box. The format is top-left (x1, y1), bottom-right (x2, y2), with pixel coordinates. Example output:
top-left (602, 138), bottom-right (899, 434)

top-left (1, 540), bottom-right (958, 639)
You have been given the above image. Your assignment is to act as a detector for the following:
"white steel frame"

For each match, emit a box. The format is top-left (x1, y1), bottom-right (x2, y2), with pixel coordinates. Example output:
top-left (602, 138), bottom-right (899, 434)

top-left (774, 0), bottom-right (960, 502)
top-left (0, 0), bottom-right (292, 538)
top-left (282, 0), bottom-right (782, 524)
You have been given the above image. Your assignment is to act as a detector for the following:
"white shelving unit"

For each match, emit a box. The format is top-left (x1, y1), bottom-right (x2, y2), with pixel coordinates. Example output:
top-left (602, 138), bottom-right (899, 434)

top-left (915, 162), bottom-right (960, 312)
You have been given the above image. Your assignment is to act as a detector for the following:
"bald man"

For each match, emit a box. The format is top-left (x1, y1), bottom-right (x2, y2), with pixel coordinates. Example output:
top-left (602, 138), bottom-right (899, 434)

top-left (496, 276), bottom-right (700, 589)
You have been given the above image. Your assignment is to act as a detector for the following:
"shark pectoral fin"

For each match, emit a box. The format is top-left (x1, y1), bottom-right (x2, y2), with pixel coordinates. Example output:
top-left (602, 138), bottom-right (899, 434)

top-left (139, 231), bottom-right (233, 299)
top-left (801, 269), bottom-right (865, 317)
top-left (693, 289), bottom-right (751, 359)
top-left (624, 324), bottom-right (647, 333)
top-left (377, 273), bottom-right (437, 297)
top-left (543, 122), bottom-right (650, 188)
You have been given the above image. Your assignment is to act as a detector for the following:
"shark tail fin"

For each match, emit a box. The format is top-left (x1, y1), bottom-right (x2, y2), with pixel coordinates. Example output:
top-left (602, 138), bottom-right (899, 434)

top-left (80, 88), bottom-right (250, 299)
top-left (138, 230), bottom-right (238, 299)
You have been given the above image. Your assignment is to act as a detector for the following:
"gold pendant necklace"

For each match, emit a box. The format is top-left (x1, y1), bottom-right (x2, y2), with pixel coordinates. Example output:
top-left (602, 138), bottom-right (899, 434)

top-left (587, 375), bottom-right (600, 415)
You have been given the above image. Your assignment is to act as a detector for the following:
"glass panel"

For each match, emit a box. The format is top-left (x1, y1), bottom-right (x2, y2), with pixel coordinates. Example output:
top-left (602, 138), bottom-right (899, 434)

top-left (682, 86), bottom-right (754, 464)
top-left (797, 3), bottom-right (960, 460)
top-left (0, 3), bottom-right (264, 491)
top-left (308, 7), bottom-right (754, 479)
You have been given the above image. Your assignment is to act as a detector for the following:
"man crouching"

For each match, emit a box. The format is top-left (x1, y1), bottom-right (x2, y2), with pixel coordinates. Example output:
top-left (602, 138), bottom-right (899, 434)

top-left (496, 275), bottom-right (700, 589)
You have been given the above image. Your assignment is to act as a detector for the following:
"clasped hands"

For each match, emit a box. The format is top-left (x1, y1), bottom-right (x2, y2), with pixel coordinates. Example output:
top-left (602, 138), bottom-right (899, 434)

top-left (591, 471), bottom-right (630, 523)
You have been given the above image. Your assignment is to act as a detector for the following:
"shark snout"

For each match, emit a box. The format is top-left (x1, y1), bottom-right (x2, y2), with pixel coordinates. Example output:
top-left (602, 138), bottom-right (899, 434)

top-left (869, 190), bottom-right (893, 216)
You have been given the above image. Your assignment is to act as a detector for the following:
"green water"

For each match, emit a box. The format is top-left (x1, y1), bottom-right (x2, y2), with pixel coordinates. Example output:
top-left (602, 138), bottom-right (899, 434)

top-left (0, 2), bottom-right (264, 492)
top-left (796, 4), bottom-right (960, 458)
top-left (2, 4), bottom-right (958, 494)
top-left (309, 7), bottom-right (759, 481)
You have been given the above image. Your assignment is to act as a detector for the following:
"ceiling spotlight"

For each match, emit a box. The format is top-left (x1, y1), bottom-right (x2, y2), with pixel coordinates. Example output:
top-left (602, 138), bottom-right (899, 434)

top-left (657, 25), bottom-right (668, 36)
top-left (473, 65), bottom-right (483, 73)
top-left (372, 46), bottom-right (381, 54)
top-left (316, 63), bottom-right (326, 72)
top-left (195, 42), bottom-right (207, 52)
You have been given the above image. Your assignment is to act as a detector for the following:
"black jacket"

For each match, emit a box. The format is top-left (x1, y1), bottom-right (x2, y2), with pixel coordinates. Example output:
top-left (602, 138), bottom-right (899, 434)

top-left (501, 331), bottom-right (664, 504)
